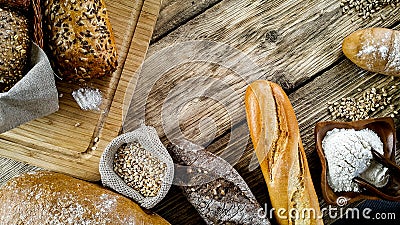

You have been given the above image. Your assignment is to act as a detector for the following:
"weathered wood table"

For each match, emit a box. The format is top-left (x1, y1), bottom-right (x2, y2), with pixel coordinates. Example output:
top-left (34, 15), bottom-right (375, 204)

top-left (137, 0), bottom-right (400, 224)
top-left (0, 0), bottom-right (399, 225)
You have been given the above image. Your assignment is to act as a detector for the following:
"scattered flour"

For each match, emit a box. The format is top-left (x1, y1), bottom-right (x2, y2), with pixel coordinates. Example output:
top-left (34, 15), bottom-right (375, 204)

top-left (356, 31), bottom-right (400, 74)
top-left (96, 194), bottom-right (117, 213)
top-left (72, 87), bottom-right (103, 111)
top-left (322, 128), bottom-right (389, 192)
top-left (385, 32), bottom-right (400, 73)
top-left (0, 174), bottom-right (135, 224)
top-left (357, 45), bottom-right (377, 56)
top-left (378, 46), bottom-right (389, 58)
top-left (356, 38), bottom-right (389, 69)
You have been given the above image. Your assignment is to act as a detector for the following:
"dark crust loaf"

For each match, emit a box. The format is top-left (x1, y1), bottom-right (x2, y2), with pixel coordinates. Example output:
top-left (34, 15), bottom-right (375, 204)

top-left (0, 171), bottom-right (171, 224)
top-left (170, 140), bottom-right (270, 225)
top-left (0, 0), bottom-right (30, 12)
top-left (0, 7), bottom-right (30, 93)
top-left (43, 0), bottom-right (118, 80)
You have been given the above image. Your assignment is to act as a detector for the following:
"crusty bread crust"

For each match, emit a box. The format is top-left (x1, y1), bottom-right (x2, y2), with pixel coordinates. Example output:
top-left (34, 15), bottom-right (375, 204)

top-left (0, 171), bottom-right (170, 224)
top-left (245, 80), bottom-right (323, 225)
top-left (0, 7), bottom-right (30, 92)
top-left (343, 27), bottom-right (399, 76)
top-left (43, 0), bottom-right (118, 80)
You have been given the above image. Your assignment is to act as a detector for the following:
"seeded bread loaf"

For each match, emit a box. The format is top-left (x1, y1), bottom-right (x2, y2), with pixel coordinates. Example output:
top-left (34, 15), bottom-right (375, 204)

top-left (0, 171), bottom-right (171, 224)
top-left (342, 27), bottom-right (400, 76)
top-left (0, 7), bottom-right (30, 93)
top-left (43, 0), bottom-right (118, 80)
top-left (245, 80), bottom-right (323, 225)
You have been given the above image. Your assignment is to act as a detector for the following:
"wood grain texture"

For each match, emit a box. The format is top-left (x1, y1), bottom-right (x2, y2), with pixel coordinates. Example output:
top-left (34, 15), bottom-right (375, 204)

top-left (0, 0), bottom-right (398, 224)
top-left (132, 0), bottom-right (400, 155)
top-left (148, 0), bottom-right (400, 89)
top-left (131, 1), bottom-right (400, 224)
top-left (0, 0), bottom-right (161, 181)
top-left (150, 58), bottom-right (400, 225)
top-left (200, 61), bottom-right (400, 224)
top-left (152, 0), bottom-right (221, 41)
top-left (130, 0), bottom-right (400, 153)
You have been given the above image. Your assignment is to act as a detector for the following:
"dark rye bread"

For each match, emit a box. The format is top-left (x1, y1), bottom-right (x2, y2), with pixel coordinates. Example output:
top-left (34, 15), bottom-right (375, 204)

top-left (0, 7), bottom-right (30, 93)
top-left (43, 0), bottom-right (118, 80)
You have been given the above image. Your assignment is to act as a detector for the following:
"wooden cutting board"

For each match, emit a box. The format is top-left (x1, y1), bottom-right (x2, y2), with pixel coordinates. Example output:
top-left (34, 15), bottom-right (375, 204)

top-left (0, 0), bottom-right (161, 181)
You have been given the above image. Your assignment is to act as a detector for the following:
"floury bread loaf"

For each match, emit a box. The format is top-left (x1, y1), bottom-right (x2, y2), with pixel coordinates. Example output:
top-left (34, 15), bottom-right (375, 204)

top-left (0, 171), bottom-right (170, 224)
top-left (43, 0), bottom-right (118, 80)
top-left (342, 27), bottom-right (400, 76)
top-left (245, 80), bottom-right (323, 225)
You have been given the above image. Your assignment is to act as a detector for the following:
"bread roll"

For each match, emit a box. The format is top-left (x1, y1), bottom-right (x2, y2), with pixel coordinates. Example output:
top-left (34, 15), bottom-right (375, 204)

top-left (245, 80), bottom-right (323, 225)
top-left (0, 7), bottom-right (30, 93)
top-left (43, 0), bottom-right (118, 80)
top-left (0, 171), bottom-right (170, 224)
top-left (342, 27), bottom-right (400, 76)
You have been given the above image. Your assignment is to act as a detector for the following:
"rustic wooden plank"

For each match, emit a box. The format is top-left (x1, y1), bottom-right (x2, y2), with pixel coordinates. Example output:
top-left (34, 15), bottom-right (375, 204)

top-left (132, 1), bottom-right (400, 224)
top-left (152, 0), bottom-right (222, 41)
top-left (132, 0), bottom-right (400, 158)
top-left (148, 0), bottom-right (400, 89)
top-left (151, 60), bottom-right (400, 225)
top-left (128, 0), bottom-right (400, 149)
top-left (97, 0), bottom-right (162, 160)
top-left (160, 63), bottom-right (400, 225)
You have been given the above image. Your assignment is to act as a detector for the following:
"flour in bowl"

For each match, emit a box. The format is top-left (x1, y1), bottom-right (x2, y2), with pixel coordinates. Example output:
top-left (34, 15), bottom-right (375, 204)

top-left (322, 128), bottom-right (389, 192)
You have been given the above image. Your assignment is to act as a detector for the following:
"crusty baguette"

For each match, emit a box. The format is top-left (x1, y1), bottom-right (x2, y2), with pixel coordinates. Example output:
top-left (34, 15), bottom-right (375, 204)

top-left (245, 80), bottom-right (323, 225)
top-left (342, 27), bottom-right (400, 76)
top-left (43, 0), bottom-right (118, 80)
top-left (0, 171), bottom-right (170, 224)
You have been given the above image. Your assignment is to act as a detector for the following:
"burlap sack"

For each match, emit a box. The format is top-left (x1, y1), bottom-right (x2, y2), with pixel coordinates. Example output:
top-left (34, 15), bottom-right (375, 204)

top-left (0, 43), bottom-right (58, 133)
top-left (99, 125), bottom-right (174, 209)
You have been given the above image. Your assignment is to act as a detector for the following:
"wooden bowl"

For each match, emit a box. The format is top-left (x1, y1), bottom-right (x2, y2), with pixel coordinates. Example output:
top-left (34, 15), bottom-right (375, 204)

top-left (315, 117), bottom-right (396, 205)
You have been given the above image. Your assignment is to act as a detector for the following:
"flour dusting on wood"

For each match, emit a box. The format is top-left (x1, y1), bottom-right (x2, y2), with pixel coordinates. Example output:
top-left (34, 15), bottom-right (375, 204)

top-left (72, 87), bottom-right (103, 111)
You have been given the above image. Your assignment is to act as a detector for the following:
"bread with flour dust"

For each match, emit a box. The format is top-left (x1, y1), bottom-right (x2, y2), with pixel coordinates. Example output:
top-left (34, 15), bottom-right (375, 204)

top-left (342, 27), bottom-right (400, 76)
top-left (0, 171), bottom-right (170, 224)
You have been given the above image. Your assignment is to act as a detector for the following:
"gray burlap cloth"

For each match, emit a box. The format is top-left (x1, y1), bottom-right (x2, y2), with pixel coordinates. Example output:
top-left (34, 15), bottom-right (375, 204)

top-left (0, 43), bottom-right (59, 133)
top-left (99, 125), bottom-right (174, 209)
